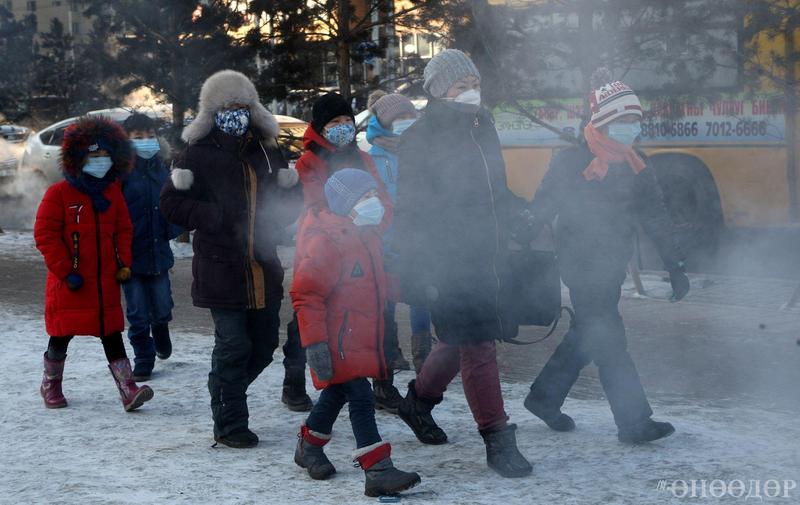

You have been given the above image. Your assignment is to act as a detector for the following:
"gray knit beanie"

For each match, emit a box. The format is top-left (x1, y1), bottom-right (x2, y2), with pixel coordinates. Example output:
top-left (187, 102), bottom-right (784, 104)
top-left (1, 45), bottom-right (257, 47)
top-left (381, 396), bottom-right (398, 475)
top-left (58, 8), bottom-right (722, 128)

top-left (371, 94), bottom-right (417, 127)
top-left (423, 49), bottom-right (481, 99)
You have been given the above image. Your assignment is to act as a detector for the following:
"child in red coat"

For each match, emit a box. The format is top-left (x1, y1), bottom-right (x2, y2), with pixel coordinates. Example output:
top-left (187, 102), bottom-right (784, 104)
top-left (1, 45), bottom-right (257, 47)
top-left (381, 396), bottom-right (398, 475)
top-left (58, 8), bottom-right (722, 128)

top-left (290, 169), bottom-right (420, 497)
top-left (34, 116), bottom-right (153, 412)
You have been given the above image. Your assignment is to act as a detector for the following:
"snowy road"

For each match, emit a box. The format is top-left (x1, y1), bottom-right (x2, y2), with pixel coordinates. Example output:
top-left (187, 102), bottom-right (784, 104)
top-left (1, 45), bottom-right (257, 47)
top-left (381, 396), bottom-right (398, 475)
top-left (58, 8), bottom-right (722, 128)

top-left (1, 231), bottom-right (799, 504)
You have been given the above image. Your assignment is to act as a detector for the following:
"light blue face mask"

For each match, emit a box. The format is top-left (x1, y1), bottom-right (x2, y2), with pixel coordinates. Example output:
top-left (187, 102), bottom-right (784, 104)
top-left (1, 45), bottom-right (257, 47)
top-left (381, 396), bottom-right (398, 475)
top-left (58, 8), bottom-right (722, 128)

top-left (131, 138), bottom-right (161, 159)
top-left (325, 123), bottom-right (356, 147)
top-left (215, 107), bottom-right (251, 137)
top-left (607, 121), bottom-right (642, 145)
top-left (83, 156), bottom-right (113, 179)
top-left (392, 118), bottom-right (416, 136)
top-left (352, 196), bottom-right (385, 226)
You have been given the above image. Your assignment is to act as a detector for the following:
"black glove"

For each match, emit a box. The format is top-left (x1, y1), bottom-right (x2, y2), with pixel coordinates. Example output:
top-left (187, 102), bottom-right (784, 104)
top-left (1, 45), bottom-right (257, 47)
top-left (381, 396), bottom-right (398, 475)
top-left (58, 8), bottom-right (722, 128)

top-left (668, 262), bottom-right (690, 302)
top-left (65, 272), bottom-right (83, 291)
top-left (306, 342), bottom-right (333, 381)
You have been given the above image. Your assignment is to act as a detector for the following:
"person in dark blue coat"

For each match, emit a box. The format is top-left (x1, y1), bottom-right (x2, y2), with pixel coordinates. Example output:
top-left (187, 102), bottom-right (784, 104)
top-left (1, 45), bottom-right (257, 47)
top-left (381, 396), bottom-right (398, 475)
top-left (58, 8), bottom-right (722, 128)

top-left (121, 113), bottom-right (183, 381)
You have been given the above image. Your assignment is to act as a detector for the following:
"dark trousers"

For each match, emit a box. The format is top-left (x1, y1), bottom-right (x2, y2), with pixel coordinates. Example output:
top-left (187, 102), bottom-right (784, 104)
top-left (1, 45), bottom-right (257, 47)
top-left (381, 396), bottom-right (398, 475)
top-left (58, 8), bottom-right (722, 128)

top-left (283, 311), bottom-right (306, 370)
top-left (415, 340), bottom-right (508, 432)
top-left (529, 283), bottom-right (653, 428)
top-left (46, 333), bottom-right (127, 362)
top-left (305, 378), bottom-right (382, 448)
top-left (122, 272), bottom-right (174, 367)
top-left (208, 302), bottom-right (280, 437)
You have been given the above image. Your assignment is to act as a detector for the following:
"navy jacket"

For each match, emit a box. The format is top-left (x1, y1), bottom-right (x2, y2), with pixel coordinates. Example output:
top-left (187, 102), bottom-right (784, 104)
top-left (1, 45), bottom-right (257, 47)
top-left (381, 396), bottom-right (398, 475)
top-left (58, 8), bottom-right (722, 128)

top-left (122, 156), bottom-right (182, 275)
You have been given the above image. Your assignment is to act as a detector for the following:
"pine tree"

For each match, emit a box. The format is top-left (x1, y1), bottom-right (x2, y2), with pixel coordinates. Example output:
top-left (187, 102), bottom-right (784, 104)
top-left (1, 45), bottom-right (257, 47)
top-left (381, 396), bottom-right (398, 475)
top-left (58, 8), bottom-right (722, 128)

top-left (0, 7), bottom-right (36, 121)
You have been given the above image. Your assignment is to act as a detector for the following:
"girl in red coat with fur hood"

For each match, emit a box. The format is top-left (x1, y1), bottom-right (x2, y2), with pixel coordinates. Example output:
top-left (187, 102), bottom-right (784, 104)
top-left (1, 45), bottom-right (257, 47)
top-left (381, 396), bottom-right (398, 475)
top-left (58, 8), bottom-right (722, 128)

top-left (34, 116), bottom-right (153, 412)
top-left (291, 169), bottom-right (419, 498)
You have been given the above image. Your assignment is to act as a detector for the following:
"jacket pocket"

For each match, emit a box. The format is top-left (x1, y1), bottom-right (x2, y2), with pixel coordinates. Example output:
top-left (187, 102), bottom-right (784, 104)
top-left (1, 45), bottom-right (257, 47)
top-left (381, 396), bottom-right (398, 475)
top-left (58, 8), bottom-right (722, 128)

top-left (336, 310), bottom-right (349, 360)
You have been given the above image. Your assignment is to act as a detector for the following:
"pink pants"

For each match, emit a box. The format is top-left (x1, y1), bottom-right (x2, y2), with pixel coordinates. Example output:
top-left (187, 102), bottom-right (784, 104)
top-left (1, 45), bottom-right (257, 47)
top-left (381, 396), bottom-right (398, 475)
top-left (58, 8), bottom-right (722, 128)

top-left (414, 340), bottom-right (508, 432)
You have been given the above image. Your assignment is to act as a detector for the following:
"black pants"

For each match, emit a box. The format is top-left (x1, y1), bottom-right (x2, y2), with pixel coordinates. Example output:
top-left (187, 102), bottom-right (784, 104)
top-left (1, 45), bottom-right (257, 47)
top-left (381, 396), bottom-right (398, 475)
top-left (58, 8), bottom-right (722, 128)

top-left (209, 302), bottom-right (280, 438)
top-left (47, 333), bottom-right (127, 362)
top-left (305, 378), bottom-right (382, 448)
top-left (283, 311), bottom-right (306, 370)
top-left (529, 283), bottom-right (653, 428)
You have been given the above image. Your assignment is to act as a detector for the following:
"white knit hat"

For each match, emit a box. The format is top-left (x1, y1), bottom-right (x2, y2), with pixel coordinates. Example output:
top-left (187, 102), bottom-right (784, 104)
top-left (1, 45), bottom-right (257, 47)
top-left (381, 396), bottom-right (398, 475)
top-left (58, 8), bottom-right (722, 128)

top-left (588, 80), bottom-right (643, 128)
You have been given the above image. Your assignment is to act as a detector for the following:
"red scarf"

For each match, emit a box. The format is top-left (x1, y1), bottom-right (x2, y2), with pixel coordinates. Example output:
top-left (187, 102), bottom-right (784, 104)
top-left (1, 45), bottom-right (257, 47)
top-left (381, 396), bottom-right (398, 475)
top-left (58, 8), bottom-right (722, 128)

top-left (582, 123), bottom-right (646, 181)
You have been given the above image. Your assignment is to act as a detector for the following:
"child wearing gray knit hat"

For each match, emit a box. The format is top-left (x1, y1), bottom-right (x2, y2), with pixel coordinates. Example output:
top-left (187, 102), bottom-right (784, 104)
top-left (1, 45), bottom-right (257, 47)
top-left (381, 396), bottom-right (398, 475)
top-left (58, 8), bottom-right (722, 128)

top-left (423, 49), bottom-right (481, 99)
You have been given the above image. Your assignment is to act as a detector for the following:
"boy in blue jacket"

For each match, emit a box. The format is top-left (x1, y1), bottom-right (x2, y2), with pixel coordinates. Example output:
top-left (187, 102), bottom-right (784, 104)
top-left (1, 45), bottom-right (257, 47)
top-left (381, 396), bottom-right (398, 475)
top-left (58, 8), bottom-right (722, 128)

top-left (121, 113), bottom-right (183, 380)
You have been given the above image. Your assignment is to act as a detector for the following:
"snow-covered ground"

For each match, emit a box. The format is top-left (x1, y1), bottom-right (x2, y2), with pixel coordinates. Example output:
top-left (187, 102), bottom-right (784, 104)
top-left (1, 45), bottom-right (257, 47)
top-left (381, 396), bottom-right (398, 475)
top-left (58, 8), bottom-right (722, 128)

top-left (1, 303), bottom-right (798, 505)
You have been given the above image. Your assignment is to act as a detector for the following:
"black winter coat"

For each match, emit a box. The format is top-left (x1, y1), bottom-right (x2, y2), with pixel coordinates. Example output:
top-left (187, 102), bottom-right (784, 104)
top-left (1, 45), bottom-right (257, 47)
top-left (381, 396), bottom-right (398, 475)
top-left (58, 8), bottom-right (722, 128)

top-left (160, 129), bottom-right (300, 310)
top-left (122, 156), bottom-right (183, 275)
top-left (393, 100), bottom-right (524, 344)
top-left (531, 144), bottom-right (683, 289)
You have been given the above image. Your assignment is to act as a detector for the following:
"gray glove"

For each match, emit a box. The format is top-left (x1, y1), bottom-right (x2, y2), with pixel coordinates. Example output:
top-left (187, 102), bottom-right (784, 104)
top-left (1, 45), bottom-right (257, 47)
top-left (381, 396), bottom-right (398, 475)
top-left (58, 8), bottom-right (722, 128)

top-left (306, 342), bottom-right (333, 381)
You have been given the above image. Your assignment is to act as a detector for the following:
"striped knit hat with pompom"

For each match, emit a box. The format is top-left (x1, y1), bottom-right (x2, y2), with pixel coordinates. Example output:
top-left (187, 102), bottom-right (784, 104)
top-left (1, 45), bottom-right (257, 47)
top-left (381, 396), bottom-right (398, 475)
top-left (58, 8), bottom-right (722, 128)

top-left (587, 67), bottom-right (642, 128)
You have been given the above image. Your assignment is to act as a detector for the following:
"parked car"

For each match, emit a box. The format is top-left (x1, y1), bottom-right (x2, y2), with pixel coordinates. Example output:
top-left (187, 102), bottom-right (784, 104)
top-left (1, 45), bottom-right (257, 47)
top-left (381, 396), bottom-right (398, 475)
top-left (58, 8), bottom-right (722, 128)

top-left (21, 109), bottom-right (308, 183)
top-left (0, 124), bottom-right (30, 144)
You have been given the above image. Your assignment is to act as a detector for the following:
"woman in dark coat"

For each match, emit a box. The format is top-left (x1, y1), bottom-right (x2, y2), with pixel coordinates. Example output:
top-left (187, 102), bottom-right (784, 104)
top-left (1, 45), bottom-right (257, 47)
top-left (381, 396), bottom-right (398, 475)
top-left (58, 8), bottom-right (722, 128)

top-left (160, 70), bottom-right (300, 448)
top-left (523, 69), bottom-right (690, 444)
top-left (392, 49), bottom-right (532, 478)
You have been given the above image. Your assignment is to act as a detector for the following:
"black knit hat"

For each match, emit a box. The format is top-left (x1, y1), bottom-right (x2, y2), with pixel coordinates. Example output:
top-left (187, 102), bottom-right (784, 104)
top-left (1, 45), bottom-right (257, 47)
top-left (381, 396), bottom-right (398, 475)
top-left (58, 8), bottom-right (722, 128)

top-left (312, 93), bottom-right (355, 133)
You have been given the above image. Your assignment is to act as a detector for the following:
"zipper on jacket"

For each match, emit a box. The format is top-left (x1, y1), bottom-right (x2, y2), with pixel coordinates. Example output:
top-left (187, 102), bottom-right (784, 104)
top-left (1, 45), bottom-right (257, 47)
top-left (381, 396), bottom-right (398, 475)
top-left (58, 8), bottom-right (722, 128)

top-left (93, 211), bottom-right (106, 338)
top-left (336, 311), bottom-right (349, 360)
top-left (363, 240), bottom-right (387, 379)
top-left (470, 123), bottom-right (505, 338)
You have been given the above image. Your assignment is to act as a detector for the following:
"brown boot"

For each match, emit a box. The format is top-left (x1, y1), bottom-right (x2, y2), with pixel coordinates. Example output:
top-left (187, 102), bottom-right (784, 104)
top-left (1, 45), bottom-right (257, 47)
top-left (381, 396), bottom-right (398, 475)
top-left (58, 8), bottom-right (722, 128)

top-left (108, 358), bottom-right (154, 412)
top-left (411, 332), bottom-right (433, 373)
top-left (41, 352), bottom-right (67, 409)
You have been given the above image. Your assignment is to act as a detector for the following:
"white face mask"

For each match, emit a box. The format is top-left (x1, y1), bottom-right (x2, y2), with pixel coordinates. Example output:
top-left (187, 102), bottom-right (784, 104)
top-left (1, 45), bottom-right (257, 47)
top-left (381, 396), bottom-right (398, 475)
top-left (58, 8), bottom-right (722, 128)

top-left (392, 118), bottom-right (416, 136)
top-left (351, 196), bottom-right (385, 226)
top-left (454, 89), bottom-right (481, 107)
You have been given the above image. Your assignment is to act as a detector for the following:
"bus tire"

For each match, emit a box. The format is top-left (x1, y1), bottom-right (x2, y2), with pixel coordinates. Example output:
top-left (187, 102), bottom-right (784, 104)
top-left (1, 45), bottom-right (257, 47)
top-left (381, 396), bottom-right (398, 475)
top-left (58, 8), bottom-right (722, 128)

top-left (649, 154), bottom-right (724, 270)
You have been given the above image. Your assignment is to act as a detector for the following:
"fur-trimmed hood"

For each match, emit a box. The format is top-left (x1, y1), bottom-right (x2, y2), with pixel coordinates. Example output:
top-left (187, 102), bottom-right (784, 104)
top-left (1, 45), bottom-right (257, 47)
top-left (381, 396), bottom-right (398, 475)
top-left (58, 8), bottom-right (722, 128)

top-left (61, 116), bottom-right (133, 178)
top-left (181, 69), bottom-right (279, 145)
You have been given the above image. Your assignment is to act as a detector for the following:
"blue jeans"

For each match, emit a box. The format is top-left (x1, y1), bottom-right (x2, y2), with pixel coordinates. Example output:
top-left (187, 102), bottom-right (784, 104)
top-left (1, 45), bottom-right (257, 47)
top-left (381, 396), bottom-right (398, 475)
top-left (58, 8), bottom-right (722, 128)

top-left (305, 378), bottom-right (381, 448)
top-left (410, 305), bottom-right (431, 334)
top-left (122, 272), bottom-right (174, 367)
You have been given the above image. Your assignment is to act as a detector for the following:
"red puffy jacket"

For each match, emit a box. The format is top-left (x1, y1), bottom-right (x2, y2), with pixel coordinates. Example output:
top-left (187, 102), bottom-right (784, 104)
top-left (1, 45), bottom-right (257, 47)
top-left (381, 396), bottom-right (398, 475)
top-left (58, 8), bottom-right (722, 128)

top-left (290, 210), bottom-right (388, 389)
top-left (34, 181), bottom-right (133, 338)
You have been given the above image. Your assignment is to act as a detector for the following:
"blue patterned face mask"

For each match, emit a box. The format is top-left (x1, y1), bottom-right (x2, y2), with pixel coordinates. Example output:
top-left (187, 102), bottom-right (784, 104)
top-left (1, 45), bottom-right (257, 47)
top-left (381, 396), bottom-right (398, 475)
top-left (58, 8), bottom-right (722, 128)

top-left (324, 123), bottom-right (356, 147)
top-left (215, 107), bottom-right (251, 137)
top-left (83, 156), bottom-right (113, 178)
top-left (131, 138), bottom-right (160, 159)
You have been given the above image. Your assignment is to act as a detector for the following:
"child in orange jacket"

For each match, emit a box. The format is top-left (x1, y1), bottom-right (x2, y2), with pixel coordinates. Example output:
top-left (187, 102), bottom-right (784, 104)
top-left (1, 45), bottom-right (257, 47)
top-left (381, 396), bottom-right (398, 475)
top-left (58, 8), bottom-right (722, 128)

top-left (290, 169), bottom-right (419, 497)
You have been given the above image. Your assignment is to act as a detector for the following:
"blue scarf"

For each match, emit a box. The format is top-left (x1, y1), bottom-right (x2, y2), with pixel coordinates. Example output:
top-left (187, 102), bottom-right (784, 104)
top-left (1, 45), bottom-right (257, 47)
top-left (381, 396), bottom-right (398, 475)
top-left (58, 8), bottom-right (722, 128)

top-left (366, 115), bottom-right (396, 159)
top-left (65, 173), bottom-right (113, 213)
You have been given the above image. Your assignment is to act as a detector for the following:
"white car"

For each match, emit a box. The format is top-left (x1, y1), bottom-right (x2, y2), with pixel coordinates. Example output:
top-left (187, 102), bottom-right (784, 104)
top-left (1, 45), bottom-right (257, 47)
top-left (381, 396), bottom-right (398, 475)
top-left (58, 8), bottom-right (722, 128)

top-left (20, 107), bottom-right (170, 183)
top-left (355, 99), bottom-right (428, 151)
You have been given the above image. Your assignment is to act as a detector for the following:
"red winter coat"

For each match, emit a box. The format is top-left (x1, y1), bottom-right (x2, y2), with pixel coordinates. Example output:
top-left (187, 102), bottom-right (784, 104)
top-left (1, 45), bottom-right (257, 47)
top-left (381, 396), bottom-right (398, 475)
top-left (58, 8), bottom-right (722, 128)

top-left (290, 210), bottom-right (388, 389)
top-left (34, 181), bottom-right (133, 338)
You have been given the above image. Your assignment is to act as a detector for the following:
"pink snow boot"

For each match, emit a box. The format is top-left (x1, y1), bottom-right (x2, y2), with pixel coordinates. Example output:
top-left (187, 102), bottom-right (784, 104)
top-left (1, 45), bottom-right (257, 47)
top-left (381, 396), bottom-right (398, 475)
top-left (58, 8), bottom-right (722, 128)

top-left (108, 358), bottom-right (154, 411)
top-left (40, 352), bottom-right (67, 409)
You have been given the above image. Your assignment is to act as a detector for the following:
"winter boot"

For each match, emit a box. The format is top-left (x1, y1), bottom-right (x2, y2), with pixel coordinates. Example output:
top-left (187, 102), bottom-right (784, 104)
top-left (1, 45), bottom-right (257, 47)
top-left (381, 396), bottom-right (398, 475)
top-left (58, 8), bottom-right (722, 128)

top-left (523, 390), bottom-right (575, 432)
top-left (354, 442), bottom-right (421, 497)
top-left (397, 380), bottom-right (447, 445)
top-left (411, 332), bottom-right (432, 373)
top-left (294, 425), bottom-right (336, 480)
top-left (215, 428), bottom-right (259, 449)
top-left (373, 375), bottom-right (403, 414)
top-left (392, 349), bottom-right (411, 371)
top-left (480, 423), bottom-right (533, 478)
top-left (618, 418), bottom-right (675, 444)
top-left (40, 352), bottom-right (67, 409)
top-left (151, 324), bottom-right (172, 360)
top-left (108, 358), bottom-right (154, 412)
top-left (282, 366), bottom-right (313, 412)
top-left (132, 361), bottom-right (154, 382)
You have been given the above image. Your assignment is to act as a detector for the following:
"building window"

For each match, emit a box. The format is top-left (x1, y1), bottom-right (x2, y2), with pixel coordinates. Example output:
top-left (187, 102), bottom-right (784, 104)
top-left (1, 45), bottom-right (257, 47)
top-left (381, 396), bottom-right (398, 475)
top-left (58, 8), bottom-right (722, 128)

top-left (27, 1), bottom-right (36, 11)
top-left (72, 22), bottom-right (79, 34)
top-left (53, 0), bottom-right (62, 6)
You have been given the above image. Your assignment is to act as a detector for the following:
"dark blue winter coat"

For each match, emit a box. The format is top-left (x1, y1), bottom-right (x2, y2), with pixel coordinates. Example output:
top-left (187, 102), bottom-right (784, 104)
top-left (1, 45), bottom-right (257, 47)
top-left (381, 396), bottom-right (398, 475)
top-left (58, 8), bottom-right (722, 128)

top-left (122, 155), bottom-right (183, 275)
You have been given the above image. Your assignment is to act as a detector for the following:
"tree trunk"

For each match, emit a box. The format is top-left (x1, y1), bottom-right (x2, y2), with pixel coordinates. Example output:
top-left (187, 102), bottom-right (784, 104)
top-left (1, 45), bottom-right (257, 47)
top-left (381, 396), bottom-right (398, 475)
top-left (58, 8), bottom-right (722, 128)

top-left (337, 0), bottom-right (352, 101)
